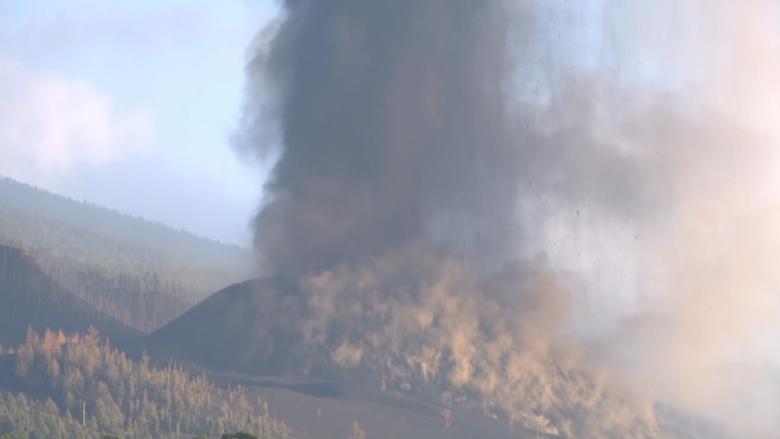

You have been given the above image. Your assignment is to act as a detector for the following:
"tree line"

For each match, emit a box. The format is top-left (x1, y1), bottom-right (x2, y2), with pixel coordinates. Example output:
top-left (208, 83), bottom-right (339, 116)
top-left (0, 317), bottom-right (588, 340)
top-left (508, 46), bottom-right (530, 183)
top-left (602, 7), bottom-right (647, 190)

top-left (0, 327), bottom-right (290, 439)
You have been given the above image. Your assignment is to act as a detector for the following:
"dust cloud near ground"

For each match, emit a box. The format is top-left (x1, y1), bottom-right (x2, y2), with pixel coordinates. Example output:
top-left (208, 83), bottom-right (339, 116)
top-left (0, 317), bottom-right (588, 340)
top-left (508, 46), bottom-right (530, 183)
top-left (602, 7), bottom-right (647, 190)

top-left (232, 1), bottom-right (780, 437)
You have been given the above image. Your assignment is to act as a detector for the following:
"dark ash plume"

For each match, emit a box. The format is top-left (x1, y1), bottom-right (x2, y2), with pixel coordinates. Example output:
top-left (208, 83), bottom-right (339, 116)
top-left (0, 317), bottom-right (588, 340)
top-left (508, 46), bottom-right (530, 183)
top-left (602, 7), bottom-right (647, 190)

top-left (236, 0), bottom-right (520, 277)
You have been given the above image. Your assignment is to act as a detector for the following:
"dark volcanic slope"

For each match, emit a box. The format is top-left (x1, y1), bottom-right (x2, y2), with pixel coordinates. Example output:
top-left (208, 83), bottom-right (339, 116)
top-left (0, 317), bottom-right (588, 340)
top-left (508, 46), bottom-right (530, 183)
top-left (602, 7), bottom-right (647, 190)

top-left (143, 278), bottom-right (308, 376)
top-left (143, 279), bottom-right (733, 439)
top-left (0, 245), bottom-right (141, 347)
top-left (141, 280), bottom-right (534, 439)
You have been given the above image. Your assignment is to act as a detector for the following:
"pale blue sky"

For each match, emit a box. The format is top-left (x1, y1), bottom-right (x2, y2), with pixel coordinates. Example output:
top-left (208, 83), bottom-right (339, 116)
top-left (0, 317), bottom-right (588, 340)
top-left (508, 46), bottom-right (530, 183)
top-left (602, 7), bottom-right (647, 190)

top-left (0, 0), bottom-right (279, 245)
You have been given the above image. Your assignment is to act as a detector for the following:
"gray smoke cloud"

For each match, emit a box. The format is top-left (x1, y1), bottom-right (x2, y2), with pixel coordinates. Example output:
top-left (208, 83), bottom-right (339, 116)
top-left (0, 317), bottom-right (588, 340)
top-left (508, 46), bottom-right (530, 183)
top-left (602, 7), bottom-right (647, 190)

top-left (234, 0), bottom-right (780, 437)
top-left (236, 0), bottom-right (522, 277)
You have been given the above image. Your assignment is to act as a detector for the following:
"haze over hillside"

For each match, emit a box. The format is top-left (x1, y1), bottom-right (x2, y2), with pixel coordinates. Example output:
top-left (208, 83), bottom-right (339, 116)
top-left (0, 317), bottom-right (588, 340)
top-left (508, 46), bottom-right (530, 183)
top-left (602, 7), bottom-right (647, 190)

top-left (0, 244), bottom-right (140, 347)
top-left (0, 175), bottom-right (253, 333)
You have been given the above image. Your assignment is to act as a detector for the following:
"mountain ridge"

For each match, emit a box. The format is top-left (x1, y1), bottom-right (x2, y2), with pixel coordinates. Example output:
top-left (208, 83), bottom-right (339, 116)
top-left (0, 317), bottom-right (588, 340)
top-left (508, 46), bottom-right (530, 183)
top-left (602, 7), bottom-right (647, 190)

top-left (0, 175), bottom-right (248, 255)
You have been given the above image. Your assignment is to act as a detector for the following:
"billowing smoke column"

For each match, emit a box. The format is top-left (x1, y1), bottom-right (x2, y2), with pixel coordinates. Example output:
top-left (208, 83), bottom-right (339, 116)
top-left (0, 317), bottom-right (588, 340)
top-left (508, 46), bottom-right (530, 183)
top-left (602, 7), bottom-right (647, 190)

top-left (235, 0), bottom-right (780, 437)
top-left (240, 0), bottom-right (520, 277)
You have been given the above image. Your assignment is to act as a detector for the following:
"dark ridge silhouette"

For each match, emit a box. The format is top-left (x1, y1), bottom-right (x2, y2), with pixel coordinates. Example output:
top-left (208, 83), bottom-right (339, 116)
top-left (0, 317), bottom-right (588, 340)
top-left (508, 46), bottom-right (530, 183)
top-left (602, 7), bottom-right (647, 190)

top-left (0, 245), bottom-right (141, 348)
top-left (142, 279), bottom-right (308, 377)
top-left (142, 278), bottom-right (394, 385)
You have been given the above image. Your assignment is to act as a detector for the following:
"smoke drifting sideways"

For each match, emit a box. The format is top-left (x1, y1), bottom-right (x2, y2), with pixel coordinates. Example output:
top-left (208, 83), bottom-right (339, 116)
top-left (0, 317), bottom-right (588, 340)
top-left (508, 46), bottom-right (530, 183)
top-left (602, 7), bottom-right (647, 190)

top-left (234, 0), bottom-right (780, 437)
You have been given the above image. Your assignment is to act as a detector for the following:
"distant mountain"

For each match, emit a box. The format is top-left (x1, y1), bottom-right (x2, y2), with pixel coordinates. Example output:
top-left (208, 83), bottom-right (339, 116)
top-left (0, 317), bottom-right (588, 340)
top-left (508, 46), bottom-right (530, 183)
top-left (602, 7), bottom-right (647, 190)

top-left (0, 245), bottom-right (141, 348)
top-left (0, 175), bottom-right (240, 252)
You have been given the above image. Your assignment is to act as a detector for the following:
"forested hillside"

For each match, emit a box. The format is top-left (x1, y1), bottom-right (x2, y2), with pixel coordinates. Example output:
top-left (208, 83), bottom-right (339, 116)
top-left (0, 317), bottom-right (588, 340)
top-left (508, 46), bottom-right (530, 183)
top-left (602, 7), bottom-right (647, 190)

top-left (0, 245), bottom-right (139, 348)
top-left (0, 177), bottom-right (300, 438)
top-left (0, 327), bottom-right (291, 439)
top-left (0, 176), bottom-right (253, 332)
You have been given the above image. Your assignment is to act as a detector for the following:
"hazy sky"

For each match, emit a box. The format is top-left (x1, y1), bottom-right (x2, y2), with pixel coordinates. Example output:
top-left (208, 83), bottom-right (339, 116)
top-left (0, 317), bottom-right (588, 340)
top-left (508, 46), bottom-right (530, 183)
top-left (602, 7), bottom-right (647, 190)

top-left (0, 0), bottom-right (279, 246)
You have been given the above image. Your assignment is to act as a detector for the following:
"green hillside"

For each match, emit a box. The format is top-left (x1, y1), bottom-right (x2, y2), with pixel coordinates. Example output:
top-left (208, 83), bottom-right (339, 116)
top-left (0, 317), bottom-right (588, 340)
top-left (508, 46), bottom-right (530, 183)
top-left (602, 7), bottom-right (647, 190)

top-left (0, 176), bottom-right (253, 333)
